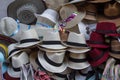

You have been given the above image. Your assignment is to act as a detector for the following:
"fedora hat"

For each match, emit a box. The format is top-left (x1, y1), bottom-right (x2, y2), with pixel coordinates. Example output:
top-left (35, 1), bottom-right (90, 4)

top-left (35, 9), bottom-right (59, 28)
top-left (7, 43), bottom-right (30, 59)
top-left (62, 32), bottom-right (89, 49)
top-left (109, 38), bottom-right (120, 59)
top-left (87, 0), bottom-right (111, 3)
top-left (95, 22), bottom-right (120, 36)
top-left (84, 3), bottom-right (97, 21)
top-left (59, 4), bottom-right (86, 29)
top-left (7, 0), bottom-right (46, 24)
top-left (39, 31), bottom-right (66, 50)
top-left (7, 51), bottom-right (29, 78)
top-left (16, 29), bottom-right (42, 48)
top-left (38, 50), bottom-right (67, 73)
top-left (67, 52), bottom-right (90, 70)
top-left (0, 52), bottom-right (8, 74)
top-left (88, 31), bottom-right (109, 48)
top-left (87, 48), bottom-right (109, 67)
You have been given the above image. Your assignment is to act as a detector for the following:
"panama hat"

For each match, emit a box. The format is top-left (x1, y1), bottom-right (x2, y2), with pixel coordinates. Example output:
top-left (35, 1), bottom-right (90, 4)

top-left (59, 4), bottom-right (86, 29)
top-left (67, 52), bottom-right (90, 70)
top-left (38, 50), bottom-right (67, 73)
top-left (7, 52), bottom-right (29, 78)
top-left (16, 29), bottom-right (42, 48)
top-left (88, 31), bottom-right (109, 48)
top-left (7, 0), bottom-right (46, 24)
top-left (39, 31), bottom-right (66, 50)
top-left (35, 9), bottom-right (59, 28)
top-left (7, 43), bottom-right (30, 59)
top-left (87, 48), bottom-right (109, 67)
top-left (0, 52), bottom-right (8, 74)
top-left (87, 0), bottom-right (111, 3)
top-left (62, 32), bottom-right (89, 49)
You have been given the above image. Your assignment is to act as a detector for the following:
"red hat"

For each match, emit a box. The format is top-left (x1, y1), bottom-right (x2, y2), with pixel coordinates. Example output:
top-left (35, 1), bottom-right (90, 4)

top-left (87, 48), bottom-right (109, 67)
top-left (95, 22), bottom-right (120, 37)
top-left (88, 31), bottom-right (109, 48)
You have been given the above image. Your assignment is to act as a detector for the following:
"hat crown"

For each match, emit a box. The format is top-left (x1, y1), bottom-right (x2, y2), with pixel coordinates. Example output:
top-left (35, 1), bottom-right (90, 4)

top-left (8, 43), bottom-right (16, 54)
top-left (46, 52), bottom-right (65, 63)
top-left (69, 52), bottom-right (86, 59)
top-left (111, 39), bottom-right (120, 51)
top-left (12, 52), bottom-right (29, 68)
top-left (20, 29), bottom-right (39, 40)
top-left (67, 32), bottom-right (86, 44)
top-left (85, 3), bottom-right (97, 12)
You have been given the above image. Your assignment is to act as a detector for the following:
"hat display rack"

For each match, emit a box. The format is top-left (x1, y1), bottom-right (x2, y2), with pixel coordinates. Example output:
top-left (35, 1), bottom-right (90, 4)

top-left (0, 0), bottom-right (120, 80)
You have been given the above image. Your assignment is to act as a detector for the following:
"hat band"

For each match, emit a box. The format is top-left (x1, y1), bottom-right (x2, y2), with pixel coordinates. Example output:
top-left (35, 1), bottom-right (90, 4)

top-left (20, 39), bottom-right (40, 44)
top-left (89, 41), bottom-right (104, 44)
top-left (96, 30), bottom-right (116, 34)
top-left (54, 73), bottom-right (68, 79)
top-left (69, 57), bottom-right (87, 63)
top-left (65, 41), bottom-right (88, 47)
top-left (87, 11), bottom-right (96, 16)
top-left (42, 41), bottom-right (62, 45)
top-left (13, 67), bottom-right (21, 72)
top-left (44, 53), bottom-right (63, 67)
top-left (78, 71), bottom-right (88, 76)
top-left (110, 49), bottom-right (120, 54)
top-left (36, 22), bottom-right (53, 28)
top-left (9, 48), bottom-right (21, 56)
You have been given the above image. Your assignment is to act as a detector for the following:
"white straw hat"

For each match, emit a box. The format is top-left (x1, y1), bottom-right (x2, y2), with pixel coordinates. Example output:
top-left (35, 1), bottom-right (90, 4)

top-left (38, 50), bottom-right (67, 73)
top-left (7, 52), bottom-right (29, 78)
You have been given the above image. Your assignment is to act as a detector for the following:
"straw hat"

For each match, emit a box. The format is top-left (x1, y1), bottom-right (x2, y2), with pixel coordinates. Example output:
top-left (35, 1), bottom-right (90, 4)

top-left (7, 0), bottom-right (46, 24)
top-left (16, 29), bottom-right (42, 48)
top-left (59, 4), bottom-right (86, 29)
top-left (39, 31), bottom-right (66, 50)
top-left (35, 9), bottom-right (59, 28)
top-left (7, 52), bottom-right (29, 78)
top-left (88, 0), bottom-right (111, 3)
top-left (38, 50), bottom-right (67, 73)
top-left (67, 52), bottom-right (90, 70)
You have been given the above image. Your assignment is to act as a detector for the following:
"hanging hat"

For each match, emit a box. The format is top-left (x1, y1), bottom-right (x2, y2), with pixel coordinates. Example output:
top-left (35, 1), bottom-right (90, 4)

top-left (87, 48), bottom-right (109, 67)
top-left (62, 32), bottom-right (89, 49)
top-left (7, 0), bottom-right (46, 24)
top-left (7, 52), bottom-right (29, 78)
top-left (109, 38), bottom-right (120, 59)
top-left (35, 9), bottom-right (59, 28)
top-left (64, 0), bottom-right (85, 5)
top-left (39, 31), bottom-right (66, 50)
top-left (38, 50), bottom-right (67, 73)
top-left (0, 52), bottom-right (8, 74)
top-left (7, 43), bottom-right (30, 59)
top-left (95, 22), bottom-right (120, 36)
top-left (67, 52), bottom-right (90, 70)
top-left (88, 31), bottom-right (109, 48)
top-left (87, 0), bottom-right (111, 3)
top-left (84, 3), bottom-right (97, 21)
top-left (59, 4), bottom-right (86, 29)
top-left (16, 29), bottom-right (42, 48)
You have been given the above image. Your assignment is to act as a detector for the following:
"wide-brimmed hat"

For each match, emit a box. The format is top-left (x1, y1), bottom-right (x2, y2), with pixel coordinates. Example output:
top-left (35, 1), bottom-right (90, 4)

top-left (62, 32), bottom-right (89, 49)
top-left (109, 38), bottom-right (120, 59)
top-left (84, 3), bottom-right (97, 21)
top-left (95, 22), bottom-right (120, 36)
top-left (39, 31), bottom-right (66, 50)
top-left (59, 4), bottom-right (86, 29)
top-left (0, 52), bottom-right (8, 74)
top-left (87, 48), bottom-right (109, 67)
top-left (87, 0), bottom-right (111, 3)
top-left (16, 29), bottom-right (42, 48)
top-left (67, 52), bottom-right (90, 70)
top-left (88, 31), bottom-right (109, 48)
top-left (35, 9), bottom-right (59, 28)
top-left (104, 2), bottom-right (120, 19)
top-left (7, 52), bottom-right (29, 78)
top-left (38, 50), bottom-right (67, 73)
top-left (7, 0), bottom-right (46, 24)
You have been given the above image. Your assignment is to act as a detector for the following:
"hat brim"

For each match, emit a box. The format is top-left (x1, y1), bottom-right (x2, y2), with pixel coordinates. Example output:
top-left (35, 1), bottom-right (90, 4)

top-left (109, 52), bottom-right (120, 59)
top-left (38, 52), bottom-right (67, 73)
top-left (107, 33), bottom-right (120, 37)
top-left (88, 44), bottom-right (109, 48)
top-left (68, 48), bottom-right (90, 53)
top-left (64, 0), bottom-right (85, 5)
top-left (2, 63), bottom-right (8, 74)
top-left (88, 0), bottom-right (111, 3)
top-left (75, 71), bottom-right (86, 80)
top-left (89, 51), bottom-right (109, 67)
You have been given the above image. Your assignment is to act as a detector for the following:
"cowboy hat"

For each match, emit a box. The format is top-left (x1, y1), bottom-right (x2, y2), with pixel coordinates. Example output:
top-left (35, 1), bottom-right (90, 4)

top-left (67, 52), bottom-right (90, 70)
top-left (38, 50), bottom-right (67, 73)
top-left (59, 4), bottom-right (86, 29)
top-left (16, 29), bottom-right (42, 48)
top-left (7, 0), bottom-right (46, 24)
top-left (35, 9), bottom-right (59, 28)
top-left (7, 51), bottom-right (29, 78)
